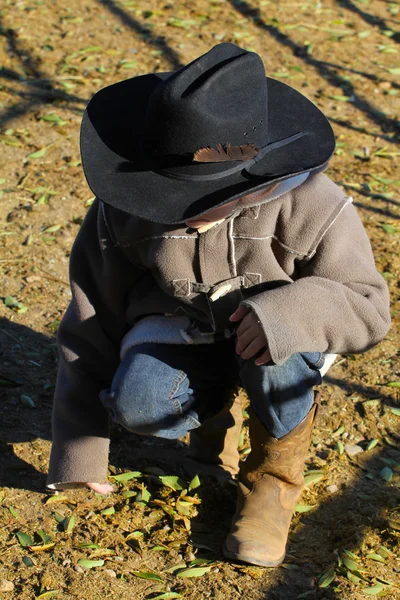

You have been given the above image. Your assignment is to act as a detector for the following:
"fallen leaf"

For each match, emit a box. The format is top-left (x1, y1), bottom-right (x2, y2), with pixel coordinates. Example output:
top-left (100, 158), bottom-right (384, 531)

top-left (111, 471), bottom-right (142, 482)
top-left (36, 590), bottom-right (60, 598)
top-left (77, 559), bottom-right (104, 569)
top-left (361, 584), bottom-right (385, 595)
top-left (175, 566), bottom-right (212, 578)
top-left (131, 571), bottom-right (162, 580)
top-left (159, 476), bottom-right (185, 491)
top-left (293, 504), bottom-right (317, 513)
top-left (317, 568), bottom-right (336, 588)
top-left (16, 532), bottom-right (33, 547)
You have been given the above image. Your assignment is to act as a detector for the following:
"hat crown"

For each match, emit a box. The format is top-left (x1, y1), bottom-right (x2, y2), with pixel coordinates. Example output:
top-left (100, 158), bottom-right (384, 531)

top-left (143, 43), bottom-right (268, 159)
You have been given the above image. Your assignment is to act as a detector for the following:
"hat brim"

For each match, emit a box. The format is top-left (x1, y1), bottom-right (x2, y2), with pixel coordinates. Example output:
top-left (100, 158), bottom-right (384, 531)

top-left (81, 72), bottom-right (335, 224)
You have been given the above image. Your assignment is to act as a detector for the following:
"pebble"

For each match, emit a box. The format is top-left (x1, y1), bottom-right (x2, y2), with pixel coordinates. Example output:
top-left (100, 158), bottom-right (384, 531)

top-left (326, 484), bottom-right (339, 494)
top-left (345, 444), bottom-right (363, 456)
top-left (74, 565), bottom-right (84, 574)
top-left (0, 580), bottom-right (14, 592)
top-left (184, 551), bottom-right (196, 562)
top-left (104, 569), bottom-right (117, 578)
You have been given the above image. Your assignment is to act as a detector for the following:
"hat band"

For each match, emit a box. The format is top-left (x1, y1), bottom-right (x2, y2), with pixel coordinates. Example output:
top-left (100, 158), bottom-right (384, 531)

top-left (155, 132), bottom-right (306, 182)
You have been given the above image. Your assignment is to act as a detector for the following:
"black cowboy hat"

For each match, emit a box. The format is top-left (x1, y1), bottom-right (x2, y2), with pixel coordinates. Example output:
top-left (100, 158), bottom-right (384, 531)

top-left (81, 43), bottom-right (335, 224)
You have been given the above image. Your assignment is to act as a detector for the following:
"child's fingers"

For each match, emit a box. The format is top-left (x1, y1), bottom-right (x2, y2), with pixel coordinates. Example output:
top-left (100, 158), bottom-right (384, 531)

top-left (85, 482), bottom-right (115, 494)
top-left (239, 336), bottom-right (265, 360)
top-left (229, 305), bottom-right (250, 322)
top-left (236, 325), bottom-right (256, 354)
top-left (255, 349), bottom-right (272, 366)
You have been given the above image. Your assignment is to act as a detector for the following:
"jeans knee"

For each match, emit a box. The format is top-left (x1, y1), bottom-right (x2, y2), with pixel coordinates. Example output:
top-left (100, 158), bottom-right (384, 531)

top-left (99, 382), bottom-right (162, 434)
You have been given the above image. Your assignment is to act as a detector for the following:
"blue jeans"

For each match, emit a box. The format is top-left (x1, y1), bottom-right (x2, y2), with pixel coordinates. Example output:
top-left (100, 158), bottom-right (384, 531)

top-left (100, 340), bottom-right (324, 440)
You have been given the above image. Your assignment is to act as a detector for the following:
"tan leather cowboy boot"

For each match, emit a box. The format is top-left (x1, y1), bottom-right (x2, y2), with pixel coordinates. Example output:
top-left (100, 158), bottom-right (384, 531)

top-left (223, 398), bottom-right (319, 566)
top-left (185, 391), bottom-right (244, 480)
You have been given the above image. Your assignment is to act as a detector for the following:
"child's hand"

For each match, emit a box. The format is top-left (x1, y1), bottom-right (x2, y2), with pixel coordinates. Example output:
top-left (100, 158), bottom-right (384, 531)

top-left (85, 482), bottom-right (115, 494)
top-left (229, 306), bottom-right (271, 365)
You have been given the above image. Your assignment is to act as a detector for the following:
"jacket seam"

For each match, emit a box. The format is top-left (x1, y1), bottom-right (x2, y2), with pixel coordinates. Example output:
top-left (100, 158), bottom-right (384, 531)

top-left (101, 201), bottom-right (119, 247)
top-left (116, 235), bottom-right (196, 248)
top-left (307, 196), bottom-right (353, 258)
top-left (228, 219), bottom-right (238, 277)
top-left (233, 234), bottom-right (307, 257)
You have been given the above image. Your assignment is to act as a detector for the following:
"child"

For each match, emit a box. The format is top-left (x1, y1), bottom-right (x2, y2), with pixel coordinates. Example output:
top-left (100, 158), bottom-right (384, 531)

top-left (47, 43), bottom-right (390, 567)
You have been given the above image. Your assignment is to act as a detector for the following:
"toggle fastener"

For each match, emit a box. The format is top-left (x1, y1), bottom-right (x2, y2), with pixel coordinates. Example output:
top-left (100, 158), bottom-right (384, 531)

top-left (209, 283), bottom-right (232, 302)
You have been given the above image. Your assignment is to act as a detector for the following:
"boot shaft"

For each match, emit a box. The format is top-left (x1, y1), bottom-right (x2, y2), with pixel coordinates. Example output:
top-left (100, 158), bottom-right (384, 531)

top-left (242, 398), bottom-right (319, 488)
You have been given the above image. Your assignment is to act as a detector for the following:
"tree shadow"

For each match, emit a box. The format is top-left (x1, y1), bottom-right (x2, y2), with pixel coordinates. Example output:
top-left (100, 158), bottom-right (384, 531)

top-left (0, 18), bottom-right (87, 127)
top-left (337, 0), bottom-right (400, 43)
top-left (0, 0), bottom-right (183, 128)
top-left (0, 318), bottom-right (57, 491)
top-left (96, 0), bottom-right (183, 70)
top-left (328, 116), bottom-right (398, 142)
top-left (226, 0), bottom-right (400, 142)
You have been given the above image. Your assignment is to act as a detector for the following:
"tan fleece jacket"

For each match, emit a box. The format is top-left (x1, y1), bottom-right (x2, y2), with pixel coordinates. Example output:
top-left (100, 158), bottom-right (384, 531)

top-left (47, 173), bottom-right (391, 488)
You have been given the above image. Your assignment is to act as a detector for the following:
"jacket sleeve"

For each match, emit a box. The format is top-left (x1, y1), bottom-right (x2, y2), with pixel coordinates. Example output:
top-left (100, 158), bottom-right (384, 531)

top-left (47, 200), bottom-right (146, 489)
top-left (242, 201), bottom-right (391, 364)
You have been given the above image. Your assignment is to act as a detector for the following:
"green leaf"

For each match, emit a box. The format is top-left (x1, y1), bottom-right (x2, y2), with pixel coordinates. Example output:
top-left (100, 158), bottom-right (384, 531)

top-left (388, 68), bottom-right (400, 75)
top-left (21, 394), bottom-right (35, 408)
top-left (120, 61), bottom-right (138, 69)
top-left (366, 553), bottom-right (385, 563)
top-left (390, 407), bottom-right (400, 416)
top-left (16, 532), bottom-right (33, 547)
top-left (330, 95), bottom-right (353, 102)
top-left (175, 566), bottom-right (212, 578)
top-left (317, 567), bottom-right (336, 588)
top-left (76, 543), bottom-right (101, 549)
top-left (27, 147), bottom-right (48, 159)
top-left (78, 45), bottom-right (102, 54)
top-left (304, 472), bottom-right (325, 487)
top-left (131, 571), bottom-right (162, 580)
top-left (387, 381), bottom-right (400, 387)
top-left (43, 225), bottom-right (62, 234)
top-left (379, 467), bottom-right (393, 482)
top-left (65, 514), bottom-right (75, 532)
top-left (332, 425), bottom-right (345, 437)
top-left (294, 503), bottom-right (317, 513)
top-left (380, 224), bottom-right (397, 234)
top-left (136, 485), bottom-right (151, 503)
top-left (159, 476), bottom-right (185, 491)
top-left (335, 441), bottom-right (344, 455)
top-left (366, 439), bottom-right (379, 450)
top-left (45, 495), bottom-right (70, 506)
top-left (361, 584), bottom-right (385, 595)
top-left (77, 559), bottom-right (104, 569)
top-left (111, 471), bottom-right (142, 482)
top-left (189, 559), bottom-right (213, 567)
top-left (121, 490), bottom-right (137, 498)
top-left (188, 474), bottom-right (201, 491)
top-left (342, 556), bottom-right (359, 572)
top-left (4, 295), bottom-right (18, 307)
top-left (41, 114), bottom-right (66, 125)
top-left (36, 530), bottom-right (52, 545)
top-left (346, 570), bottom-right (362, 585)
top-left (100, 506), bottom-right (115, 515)
top-left (343, 549), bottom-right (360, 561)
top-left (8, 506), bottom-right (22, 519)
top-left (149, 594), bottom-right (182, 599)
top-left (36, 591), bottom-right (60, 599)
top-left (22, 556), bottom-right (35, 567)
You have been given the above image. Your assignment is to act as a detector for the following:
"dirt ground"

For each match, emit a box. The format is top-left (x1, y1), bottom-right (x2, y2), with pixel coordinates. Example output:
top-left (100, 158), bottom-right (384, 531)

top-left (0, 0), bottom-right (399, 598)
